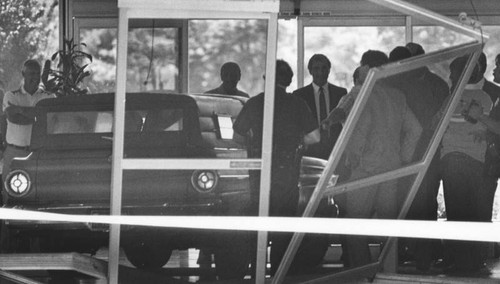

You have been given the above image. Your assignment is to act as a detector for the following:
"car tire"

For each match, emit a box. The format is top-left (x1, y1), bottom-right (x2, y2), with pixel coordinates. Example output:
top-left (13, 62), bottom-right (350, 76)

top-left (123, 240), bottom-right (173, 269)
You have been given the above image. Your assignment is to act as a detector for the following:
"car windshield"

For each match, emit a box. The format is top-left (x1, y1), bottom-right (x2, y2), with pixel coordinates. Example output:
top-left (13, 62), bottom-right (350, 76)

top-left (46, 109), bottom-right (184, 134)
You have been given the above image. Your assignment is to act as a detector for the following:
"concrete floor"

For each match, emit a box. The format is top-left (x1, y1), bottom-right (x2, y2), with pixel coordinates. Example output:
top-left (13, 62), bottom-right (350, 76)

top-left (3, 244), bottom-right (500, 283)
top-left (142, 244), bottom-right (500, 283)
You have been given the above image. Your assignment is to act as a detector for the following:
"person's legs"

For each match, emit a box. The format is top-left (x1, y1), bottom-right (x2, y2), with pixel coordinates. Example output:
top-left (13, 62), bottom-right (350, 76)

top-left (269, 171), bottom-right (299, 276)
top-left (344, 176), bottom-right (377, 267)
top-left (408, 154), bottom-right (442, 270)
top-left (441, 153), bottom-right (486, 272)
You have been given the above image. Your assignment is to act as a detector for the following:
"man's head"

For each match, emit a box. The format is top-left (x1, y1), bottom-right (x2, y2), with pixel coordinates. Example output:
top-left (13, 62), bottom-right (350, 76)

top-left (360, 50), bottom-right (388, 68)
top-left (389, 46), bottom-right (412, 62)
top-left (220, 62), bottom-right (241, 90)
top-left (276, 59), bottom-right (293, 88)
top-left (307, 54), bottom-right (331, 87)
top-left (449, 54), bottom-right (483, 88)
top-left (22, 59), bottom-right (41, 95)
top-left (494, 53), bottom-right (500, 84)
top-left (478, 52), bottom-right (487, 78)
top-left (405, 42), bottom-right (425, 57)
top-left (353, 65), bottom-right (370, 86)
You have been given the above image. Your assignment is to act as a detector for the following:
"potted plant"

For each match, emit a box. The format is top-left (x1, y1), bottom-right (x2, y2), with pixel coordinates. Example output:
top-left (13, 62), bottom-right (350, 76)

top-left (42, 38), bottom-right (93, 97)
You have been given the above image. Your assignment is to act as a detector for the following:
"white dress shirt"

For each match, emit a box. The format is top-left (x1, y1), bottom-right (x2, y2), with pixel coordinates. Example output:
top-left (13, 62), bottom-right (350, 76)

top-left (312, 82), bottom-right (330, 124)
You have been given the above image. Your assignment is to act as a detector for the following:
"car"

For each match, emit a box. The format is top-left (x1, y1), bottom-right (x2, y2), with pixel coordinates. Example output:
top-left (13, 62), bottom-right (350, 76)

top-left (2, 92), bottom-right (334, 277)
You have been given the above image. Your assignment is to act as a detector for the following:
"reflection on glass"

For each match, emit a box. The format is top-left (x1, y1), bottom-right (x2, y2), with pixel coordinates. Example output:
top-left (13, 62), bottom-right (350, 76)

top-left (79, 28), bottom-right (118, 93)
top-left (46, 109), bottom-right (184, 134)
top-left (79, 25), bottom-right (180, 93)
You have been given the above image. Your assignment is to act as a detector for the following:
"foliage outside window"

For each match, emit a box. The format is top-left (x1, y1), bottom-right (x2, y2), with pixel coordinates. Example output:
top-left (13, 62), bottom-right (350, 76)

top-left (0, 0), bottom-right (58, 90)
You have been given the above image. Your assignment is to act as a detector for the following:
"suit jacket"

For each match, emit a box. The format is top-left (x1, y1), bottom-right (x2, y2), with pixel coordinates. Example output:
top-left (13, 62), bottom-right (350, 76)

top-left (483, 79), bottom-right (500, 102)
top-left (292, 83), bottom-right (347, 159)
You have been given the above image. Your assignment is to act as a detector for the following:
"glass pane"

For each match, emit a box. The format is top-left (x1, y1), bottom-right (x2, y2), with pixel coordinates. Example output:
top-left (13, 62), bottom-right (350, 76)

top-left (127, 26), bottom-right (180, 92)
top-left (412, 26), bottom-right (475, 54)
top-left (304, 26), bottom-right (405, 89)
top-left (47, 111), bottom-right (113, 134)
top-left (79, 26), bottom-right (180, 93)
top-left (325, 45), bottom-right (482, 272)
top-left (79, 28), bottom-right (118, 93)
top-left (188, 19), bottom-right (267, 96)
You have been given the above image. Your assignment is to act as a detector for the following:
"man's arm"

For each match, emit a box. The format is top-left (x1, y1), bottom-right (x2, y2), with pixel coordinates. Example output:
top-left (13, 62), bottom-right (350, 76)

top-left (322, 85), bottom-right (361, 128)
top-left (5, 102), bottom-right (37, 125)
top-left (468, 103), bottom-right (500, 135)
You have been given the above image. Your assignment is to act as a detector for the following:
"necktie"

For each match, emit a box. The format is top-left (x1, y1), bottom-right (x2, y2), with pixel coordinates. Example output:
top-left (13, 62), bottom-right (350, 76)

top-left (319, 87), bottom-right (327, 122)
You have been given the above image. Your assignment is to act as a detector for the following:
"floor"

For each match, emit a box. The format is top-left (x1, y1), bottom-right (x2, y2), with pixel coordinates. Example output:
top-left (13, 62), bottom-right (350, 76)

top-left (3, 244), bottom-right (500, 283)
top-left (134, 243), bottom-right (500, 283)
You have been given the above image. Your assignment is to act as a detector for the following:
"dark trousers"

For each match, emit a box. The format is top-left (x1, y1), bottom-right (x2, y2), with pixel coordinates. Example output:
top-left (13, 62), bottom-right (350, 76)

top-left (441, 152), bottom-right (497, 270)
top-left (400, 152), bottom-right (442, 268)
top-left (249, 161), bottom-right (300, 276)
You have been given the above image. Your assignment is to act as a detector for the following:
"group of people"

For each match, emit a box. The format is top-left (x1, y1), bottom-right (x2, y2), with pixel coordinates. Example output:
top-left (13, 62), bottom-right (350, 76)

top-left (1, 44), bottom-right (500, 277)
top-left (225, 43), bottom-right (500, 276)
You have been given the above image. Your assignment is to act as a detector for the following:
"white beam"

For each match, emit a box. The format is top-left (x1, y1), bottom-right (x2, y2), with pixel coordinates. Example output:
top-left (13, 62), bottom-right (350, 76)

top-left (118, 0), bottom-right (279, 13)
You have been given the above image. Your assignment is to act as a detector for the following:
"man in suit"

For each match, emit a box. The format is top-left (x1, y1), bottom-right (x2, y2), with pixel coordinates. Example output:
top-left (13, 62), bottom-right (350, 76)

top-left (292, 54), bottom-right (347, 160)
top-left (292, 54), bottom-right (347, 269)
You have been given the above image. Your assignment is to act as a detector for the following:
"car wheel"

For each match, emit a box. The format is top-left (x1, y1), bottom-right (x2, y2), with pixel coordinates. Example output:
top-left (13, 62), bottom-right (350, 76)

top-left (123, 240), bottom-right (173, 269)
top-left (213, 231), bottom-right (251, 279)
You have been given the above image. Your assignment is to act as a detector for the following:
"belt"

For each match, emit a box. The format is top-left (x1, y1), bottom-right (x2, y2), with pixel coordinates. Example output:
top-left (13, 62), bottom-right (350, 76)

top-left (7, 143), bottom-right (30, 151)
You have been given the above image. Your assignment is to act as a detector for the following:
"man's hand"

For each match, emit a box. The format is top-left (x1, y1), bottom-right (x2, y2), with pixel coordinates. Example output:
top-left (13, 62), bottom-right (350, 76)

top-left (321, 108), bottom-right (346, 129)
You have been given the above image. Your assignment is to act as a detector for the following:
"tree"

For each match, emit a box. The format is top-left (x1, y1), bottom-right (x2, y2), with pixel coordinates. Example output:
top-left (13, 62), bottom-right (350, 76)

top-left (0, 0), bottom-right (58, 90)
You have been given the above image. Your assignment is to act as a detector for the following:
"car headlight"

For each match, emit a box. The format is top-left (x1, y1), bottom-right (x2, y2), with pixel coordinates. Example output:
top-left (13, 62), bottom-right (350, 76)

top-left (5, 170), bottom-right (32, 197)
top-left (191, 170), bottom-right (218, 193)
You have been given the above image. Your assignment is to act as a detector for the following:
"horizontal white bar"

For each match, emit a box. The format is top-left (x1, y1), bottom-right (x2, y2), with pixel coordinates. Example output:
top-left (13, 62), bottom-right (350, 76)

top-left (119, 0), bottom-right (279, 14)
top-left (122, 158), bottom-right (262, 169)
top-left (1, 208), bottom-right (499, 243)
top-left (126, 9), bottom-right (273, 20)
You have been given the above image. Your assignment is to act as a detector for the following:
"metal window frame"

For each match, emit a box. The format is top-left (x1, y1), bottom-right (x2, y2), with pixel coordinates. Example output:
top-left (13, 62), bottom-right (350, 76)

top-left (275, 41), bottom-right (484, 284)
top-left (112, 1), bottom-right (279, 284)
top-left (273, 0), bottom-right (487, 282)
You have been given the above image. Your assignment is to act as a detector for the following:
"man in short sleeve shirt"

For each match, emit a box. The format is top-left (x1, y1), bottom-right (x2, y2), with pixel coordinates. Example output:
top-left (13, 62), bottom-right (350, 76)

top-left (2, 60), bottom-right (55, 200)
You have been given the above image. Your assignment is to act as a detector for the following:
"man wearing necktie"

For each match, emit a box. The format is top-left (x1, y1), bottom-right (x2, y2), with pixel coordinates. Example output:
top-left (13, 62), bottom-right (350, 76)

top-left (293, 54), bottom-right (347, 160)
top-left (292, 54), bottom-right (348, 270)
